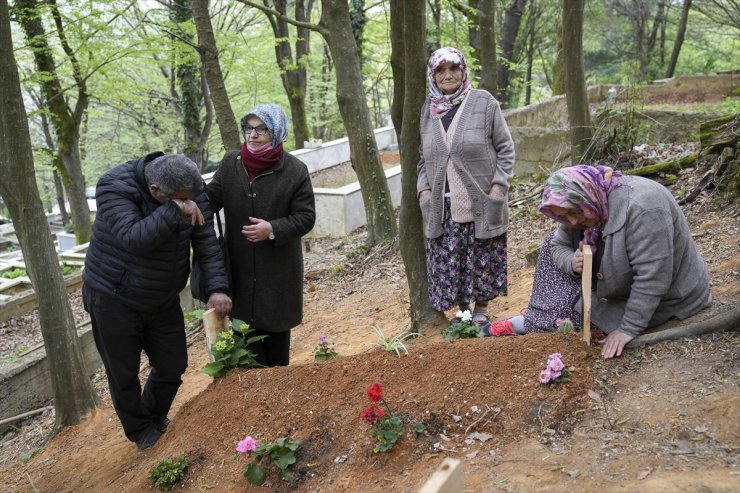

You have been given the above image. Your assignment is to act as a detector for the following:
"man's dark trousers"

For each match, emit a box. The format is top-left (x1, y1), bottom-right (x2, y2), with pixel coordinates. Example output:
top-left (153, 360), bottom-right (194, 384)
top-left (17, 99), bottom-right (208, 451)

top-left (83, 285), bottom-right (188, 441)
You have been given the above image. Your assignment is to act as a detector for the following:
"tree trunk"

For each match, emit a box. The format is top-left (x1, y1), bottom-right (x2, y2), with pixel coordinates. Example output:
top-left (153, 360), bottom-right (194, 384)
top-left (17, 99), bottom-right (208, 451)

top-left (496, 0), bottom-right (526, 106)
top-left (390, 0), bottom-right (444, 331)
top-left (171, 0), bottom-right (204, 165)
top-left (191, 0), bottom-right (242, 152)
top-left (16, 0), bottom-right (91, 244)
top-left (562, 0), bottom-right (593, 163)
top-left (429, 0), bottom-right (442, 51)
top-left (268, 0), bottom-right (312, 149)
top-left (0, 0), bottom-right (98, 430)
top-left (389, 0), bottom-right (405, 133)
top-left (551, 1), bottom-right (565, 96)
top-left (665, 0), bottom-right (692, 78)
top-left (320, 0), bottom-right (397, 246)
top-left (478, 0), bottom-right (497, 95)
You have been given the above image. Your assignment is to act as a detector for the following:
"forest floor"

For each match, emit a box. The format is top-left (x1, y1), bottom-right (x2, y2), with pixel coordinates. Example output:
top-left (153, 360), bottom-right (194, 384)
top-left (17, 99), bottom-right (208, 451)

top-left (0, 147), bottom-right (739, 492)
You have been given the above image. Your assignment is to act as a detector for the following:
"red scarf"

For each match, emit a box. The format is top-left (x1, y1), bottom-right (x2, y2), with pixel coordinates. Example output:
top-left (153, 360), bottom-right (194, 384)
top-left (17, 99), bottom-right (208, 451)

top-left (240, 142), bottom-right (283, 181)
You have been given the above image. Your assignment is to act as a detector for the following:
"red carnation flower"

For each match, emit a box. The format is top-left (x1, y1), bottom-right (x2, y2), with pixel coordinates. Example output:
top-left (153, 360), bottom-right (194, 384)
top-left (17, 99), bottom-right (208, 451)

top-left (367, 383), bottom-right (383, 402)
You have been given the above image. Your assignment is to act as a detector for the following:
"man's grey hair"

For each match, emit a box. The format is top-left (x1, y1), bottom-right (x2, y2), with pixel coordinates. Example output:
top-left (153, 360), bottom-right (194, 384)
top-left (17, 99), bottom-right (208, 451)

top-left (145, 154), bottom-right (203, 197)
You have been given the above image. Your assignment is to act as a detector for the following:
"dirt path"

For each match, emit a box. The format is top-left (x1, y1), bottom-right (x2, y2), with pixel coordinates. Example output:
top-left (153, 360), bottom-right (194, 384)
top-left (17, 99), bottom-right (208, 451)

top-left (0, 171), bottom-right (738, 492)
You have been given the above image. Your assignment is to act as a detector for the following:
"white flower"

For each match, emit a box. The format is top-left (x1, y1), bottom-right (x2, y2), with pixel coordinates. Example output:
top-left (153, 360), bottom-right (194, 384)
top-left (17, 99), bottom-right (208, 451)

top-left (459, 310), bottom-right (473, 322)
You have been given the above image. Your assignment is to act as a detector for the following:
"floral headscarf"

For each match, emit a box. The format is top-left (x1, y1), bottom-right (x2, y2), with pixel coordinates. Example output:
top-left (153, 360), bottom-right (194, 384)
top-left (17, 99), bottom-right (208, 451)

top-left (539, 165), bottom-right (623, 248)
top-left (241, 103), bottom-right (289, 149)
top-left (427, 47), bottom-right (472, 119)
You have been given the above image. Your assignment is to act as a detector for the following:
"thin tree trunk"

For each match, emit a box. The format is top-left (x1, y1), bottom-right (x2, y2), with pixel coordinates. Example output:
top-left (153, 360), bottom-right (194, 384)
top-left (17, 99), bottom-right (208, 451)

top-left (0, 0), bottom-right (98, 430)
top-left (496, 0), bottom-right (526, 106)
top-left (320, 0), bottom-right (397, 246)
top-left (16, 0), bottom-right (91, 244)
top-left (390, 0), bottom-right (444, 331)
top-left (428, 0), bottom-right (442, 51)
top-left (551, 0), bottom-right (565, 96)
top-left (198, 67), bottom-right (213, 171)
top-left (171, 0), bottom-right (203, 165)
top-left (562, 0), bottom-right (593, 163)
top-left (666, 0), bottom-right (692, 78)
top-left (266, 0), bottom-right (311, 149)
top-left (478, 0), bottom-right (497, 95)
top-left (191, 0), bottom-right (242, 151)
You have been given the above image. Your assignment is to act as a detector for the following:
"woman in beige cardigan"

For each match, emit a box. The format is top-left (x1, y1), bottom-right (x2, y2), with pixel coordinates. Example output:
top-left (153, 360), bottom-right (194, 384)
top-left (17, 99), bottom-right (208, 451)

top-left (416, 47), bottom-right (515, 326)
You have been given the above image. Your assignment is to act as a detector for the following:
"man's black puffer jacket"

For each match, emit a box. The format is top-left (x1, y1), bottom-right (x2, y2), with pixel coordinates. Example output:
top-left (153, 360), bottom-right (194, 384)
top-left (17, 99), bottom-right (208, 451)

top-left (83, 152), bottom-right (229, 312)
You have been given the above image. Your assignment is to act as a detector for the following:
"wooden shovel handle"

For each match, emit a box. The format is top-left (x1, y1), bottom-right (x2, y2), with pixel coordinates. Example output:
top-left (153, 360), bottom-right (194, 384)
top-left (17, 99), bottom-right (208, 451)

top-left (581, 244), bottom-right (593, 345)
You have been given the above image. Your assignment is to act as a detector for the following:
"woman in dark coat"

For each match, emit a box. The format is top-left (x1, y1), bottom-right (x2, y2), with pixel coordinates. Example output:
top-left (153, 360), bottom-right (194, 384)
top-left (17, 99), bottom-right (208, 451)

top-left (207, 104), bottom-right (315, 366)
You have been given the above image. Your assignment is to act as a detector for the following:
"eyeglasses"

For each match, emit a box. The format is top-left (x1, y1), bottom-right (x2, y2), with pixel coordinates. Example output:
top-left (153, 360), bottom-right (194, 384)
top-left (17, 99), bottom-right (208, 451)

top-left (244, 126), bottom-right (269, 136)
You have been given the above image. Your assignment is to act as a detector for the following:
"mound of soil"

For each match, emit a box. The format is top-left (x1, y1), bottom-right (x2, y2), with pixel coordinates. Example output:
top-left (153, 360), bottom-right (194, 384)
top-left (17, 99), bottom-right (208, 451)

top-left (0, 147), bottom-right (738, 492)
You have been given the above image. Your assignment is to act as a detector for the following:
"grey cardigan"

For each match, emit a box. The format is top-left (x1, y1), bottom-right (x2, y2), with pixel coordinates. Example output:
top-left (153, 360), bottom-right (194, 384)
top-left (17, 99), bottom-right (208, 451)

top-left (417, 89), bottom-right (515, 239)
top-left (551, 175), bottom-right (711, 337)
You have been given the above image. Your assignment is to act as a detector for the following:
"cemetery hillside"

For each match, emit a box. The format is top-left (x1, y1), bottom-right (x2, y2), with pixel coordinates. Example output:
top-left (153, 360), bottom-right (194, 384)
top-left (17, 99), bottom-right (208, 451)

top-left (0, 1), bottom-right (738, 492)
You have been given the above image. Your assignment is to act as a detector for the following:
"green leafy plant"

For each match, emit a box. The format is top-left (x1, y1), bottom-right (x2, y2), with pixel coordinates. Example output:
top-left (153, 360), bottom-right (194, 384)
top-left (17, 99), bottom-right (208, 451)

top-left (372, 325), bottom-right (413, 356)
top-left (202, 319), bottom-right (266, 378)
top-left (237, 435), bottom-right (301, 486)
top-left (412, 421), bottom-right (426, 436)
top-left (148, 456), bottom-right (188, 492)
top-left (313, 335), bottom-right (340, 361)
top-left (442, 310), bottom-right (484, 340)
top-left (1, 268), bottom-right (26, 279)
top-left (360, 383), bottom-right (405, 453)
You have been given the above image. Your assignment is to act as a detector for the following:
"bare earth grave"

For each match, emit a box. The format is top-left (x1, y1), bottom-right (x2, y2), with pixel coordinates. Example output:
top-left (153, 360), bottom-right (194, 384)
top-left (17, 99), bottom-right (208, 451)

top-left (0, 156), bottom-right (738, 492)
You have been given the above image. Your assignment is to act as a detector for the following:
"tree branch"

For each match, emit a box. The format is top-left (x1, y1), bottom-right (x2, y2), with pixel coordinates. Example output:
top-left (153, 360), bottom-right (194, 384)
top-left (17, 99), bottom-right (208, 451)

top-left (237, 0), bottom-right (328, 36)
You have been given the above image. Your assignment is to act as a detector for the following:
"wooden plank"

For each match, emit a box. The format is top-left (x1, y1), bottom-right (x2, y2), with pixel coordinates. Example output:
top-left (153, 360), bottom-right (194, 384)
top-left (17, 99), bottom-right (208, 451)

top-left (202, 308), bottom-right (230, 362)
top-left (581, 244), bottom-right (593, 345)
top-left (418, 458), bottom-right (463, 493)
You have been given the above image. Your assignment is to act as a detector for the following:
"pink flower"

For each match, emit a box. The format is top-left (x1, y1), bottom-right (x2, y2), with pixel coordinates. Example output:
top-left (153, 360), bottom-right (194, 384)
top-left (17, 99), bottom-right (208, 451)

top-left (236, 435), bottom-right (259, 454)
top-left (547, 354), bottom-right (565, 373)
top-left (539, 369), bottom-right (552, 384)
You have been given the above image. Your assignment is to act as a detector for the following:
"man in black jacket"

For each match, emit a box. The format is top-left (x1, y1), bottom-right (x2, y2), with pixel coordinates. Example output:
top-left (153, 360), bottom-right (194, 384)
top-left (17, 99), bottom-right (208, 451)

top-left (83, 153), bottom-right (231, 450)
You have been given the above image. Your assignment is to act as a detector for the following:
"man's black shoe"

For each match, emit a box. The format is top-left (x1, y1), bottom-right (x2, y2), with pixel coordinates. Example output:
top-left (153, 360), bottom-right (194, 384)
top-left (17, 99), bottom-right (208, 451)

top-left (134, 427), bottom-right (162, 451)
top-left (156, 418), bottom-right (170, 434)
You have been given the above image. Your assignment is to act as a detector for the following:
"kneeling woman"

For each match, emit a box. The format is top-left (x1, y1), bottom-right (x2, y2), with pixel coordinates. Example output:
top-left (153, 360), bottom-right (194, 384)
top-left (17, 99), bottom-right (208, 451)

top-left (486, 165), bottom-right (711, 359)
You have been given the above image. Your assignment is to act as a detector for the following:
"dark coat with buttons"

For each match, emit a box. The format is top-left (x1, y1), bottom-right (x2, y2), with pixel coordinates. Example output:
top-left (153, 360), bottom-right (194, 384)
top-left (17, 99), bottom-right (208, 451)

top-left (551, 176), bottom-right (711, 337)
top-left (207, 150), bottom-right (315, 332)
top-left (83, 152), bottom-right (230, 312)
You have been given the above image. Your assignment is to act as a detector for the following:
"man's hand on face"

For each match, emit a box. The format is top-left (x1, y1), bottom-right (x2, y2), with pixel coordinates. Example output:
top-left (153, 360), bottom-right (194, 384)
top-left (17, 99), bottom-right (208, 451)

top-left (172, 199), bottom-right (204, 227)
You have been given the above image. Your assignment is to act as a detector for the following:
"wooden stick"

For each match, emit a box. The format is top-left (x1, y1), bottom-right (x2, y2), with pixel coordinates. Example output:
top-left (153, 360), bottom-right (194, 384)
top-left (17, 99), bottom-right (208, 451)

top-left (581, 244), bottom-right (593, 345)
top-left (202, 308), bottom-right (229, 362)
top-left (0, 405), bottom-right (54, 427)
top-left (419, 458), bottom-right (463, 493)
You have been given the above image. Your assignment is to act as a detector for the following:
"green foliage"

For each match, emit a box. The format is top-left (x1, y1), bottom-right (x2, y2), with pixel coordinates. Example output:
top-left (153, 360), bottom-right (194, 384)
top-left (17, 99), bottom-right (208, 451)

top-left (721, 97), bottom-right (740, 114)
top-left (202, 319), bottom-right (266, 378)
top-left (1, 268), bottom-right (27, 279)
top-left (372, 325), bottom-right (412, 356)
top-left (412, 421), bottom-right (426, 436)
top-left (244, 436), bottom-right (301, 486)
top-left (148, 456), bottom-right (188, 492)
top-left (313, 336), bottom-right (340, 361)
top-left (371, 415), bottom-right (404, 453)
top-left (442, 316), bottom-right (483, 341)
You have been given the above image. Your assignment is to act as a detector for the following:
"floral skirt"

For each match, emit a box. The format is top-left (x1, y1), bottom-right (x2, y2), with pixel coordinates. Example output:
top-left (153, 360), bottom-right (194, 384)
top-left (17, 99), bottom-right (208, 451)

top-left (523, 231), bottom-right (582, 332)
top-left (425, 201), bottom-right (507, 312)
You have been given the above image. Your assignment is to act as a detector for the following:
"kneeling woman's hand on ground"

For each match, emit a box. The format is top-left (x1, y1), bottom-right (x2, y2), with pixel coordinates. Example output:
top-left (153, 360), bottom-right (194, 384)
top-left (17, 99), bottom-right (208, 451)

top-left (598, 329), bottom-right (634, 359)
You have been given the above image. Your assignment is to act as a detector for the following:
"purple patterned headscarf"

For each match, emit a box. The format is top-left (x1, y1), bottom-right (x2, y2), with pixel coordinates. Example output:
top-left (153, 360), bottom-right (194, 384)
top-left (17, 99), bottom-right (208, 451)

top-left (539, 165), bottom-right (623, 248)
top-left (241, 103), bottom-right (289, 148)
top-left (427, 47), bottom-right (472, 119)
